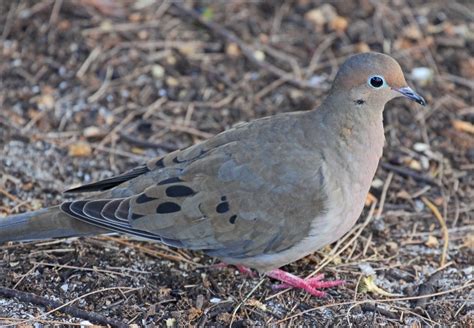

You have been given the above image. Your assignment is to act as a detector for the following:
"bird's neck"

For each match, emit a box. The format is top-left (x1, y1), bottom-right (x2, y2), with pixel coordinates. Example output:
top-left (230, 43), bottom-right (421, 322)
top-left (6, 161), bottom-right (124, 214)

top-left (308, 96), bottom-right (386, 178)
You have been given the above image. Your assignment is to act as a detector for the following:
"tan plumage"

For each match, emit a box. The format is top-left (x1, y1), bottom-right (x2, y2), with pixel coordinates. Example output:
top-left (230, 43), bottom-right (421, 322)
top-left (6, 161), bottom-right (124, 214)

top-left (0, 53), bottom-right (425, 289)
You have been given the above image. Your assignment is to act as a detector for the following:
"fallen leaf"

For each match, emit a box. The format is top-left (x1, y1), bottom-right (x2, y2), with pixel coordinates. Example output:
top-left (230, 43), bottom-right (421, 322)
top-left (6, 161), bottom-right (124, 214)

top-left (358, 275), bottom-right (402, 297)
top-left (68, 142), bottom-right (92, 157)
top-left (452, 120), bottom-right (474, 134)
top-left (330, 16), bottom-right (348, 33)
top-left (425, 235), bottom-right (439, 248)
top-left (365, 192), bottom-right (377, 206)
top-left (226, 43), bottom-right (241, 58)
top-left (246, 299), bottom-right (267, 311)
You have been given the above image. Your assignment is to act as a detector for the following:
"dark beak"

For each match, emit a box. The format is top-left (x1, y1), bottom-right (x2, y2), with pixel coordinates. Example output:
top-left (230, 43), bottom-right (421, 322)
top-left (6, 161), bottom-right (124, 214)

top-left (394, 87), bottom-right (426, 106)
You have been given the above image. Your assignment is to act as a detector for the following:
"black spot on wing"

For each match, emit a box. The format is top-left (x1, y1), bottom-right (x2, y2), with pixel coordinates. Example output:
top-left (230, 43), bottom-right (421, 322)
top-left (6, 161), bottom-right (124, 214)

top-left (173, 156), bottom-right (186, 164)
top-left (165, 185), bottom-right (195, 197)
top-left (154, 157), bottom-right (164, 168)
top-left (136, 193), bottom-right (157, 204)
top-left (157, 177), bottom-right (183, 185)
top-left (229, 215), bottom-right (237, 224)
top-left (131, 213), bottom-right (145, 220)
top-left (156, 202), bottom-right (181, 214)
top-left (216, 201), bottom-right (229, 213)
top-left (221, 196), bottom-right (227, 201)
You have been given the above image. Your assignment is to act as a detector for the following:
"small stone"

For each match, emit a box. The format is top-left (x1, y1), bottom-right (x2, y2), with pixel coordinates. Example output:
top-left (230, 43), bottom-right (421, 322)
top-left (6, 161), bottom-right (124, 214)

top-left (410, 67), bottom-right (434, 86)
top-left (305, 4), bottom-right (337, 27)
top-left (253, 50), bottom-right (265, 62)
top-left (165, 318), bottom-right (176, 328)
top-left (152, 65), bottom-right (165, 79)
top-left (358, 263), bottom-right (376, 276)
top-left (137, 30), bottom-right (148, 40)
top-left (371, 178), bottom-right (384, 189)
top-left (413, 142), bottom-right (430, 152)
top-left (83, 126), bottom-right (102, 138)
top-left (386, 242), bottom-right (399, 254)
top-left (166, 76), bottom-right (179, 87)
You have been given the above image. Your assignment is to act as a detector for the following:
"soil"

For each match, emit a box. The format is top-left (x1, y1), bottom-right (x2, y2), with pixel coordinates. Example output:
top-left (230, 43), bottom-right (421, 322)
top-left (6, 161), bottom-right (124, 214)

top-left (0, 0), bottom-right (473, 327)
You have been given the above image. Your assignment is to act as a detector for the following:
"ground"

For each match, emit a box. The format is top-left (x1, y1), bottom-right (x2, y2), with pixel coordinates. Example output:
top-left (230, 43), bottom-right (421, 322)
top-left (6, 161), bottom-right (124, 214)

top-left (0, 0), bottom-right (473, 327)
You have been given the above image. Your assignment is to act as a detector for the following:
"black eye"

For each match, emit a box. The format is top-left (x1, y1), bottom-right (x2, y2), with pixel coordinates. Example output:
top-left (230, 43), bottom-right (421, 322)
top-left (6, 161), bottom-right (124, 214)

top-left (369, 76), bottom-right (384, 88)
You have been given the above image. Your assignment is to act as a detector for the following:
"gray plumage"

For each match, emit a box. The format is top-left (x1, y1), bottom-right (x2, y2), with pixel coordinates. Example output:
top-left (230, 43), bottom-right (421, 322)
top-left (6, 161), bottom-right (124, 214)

top-left (0, 52), bottom-right (425, 273)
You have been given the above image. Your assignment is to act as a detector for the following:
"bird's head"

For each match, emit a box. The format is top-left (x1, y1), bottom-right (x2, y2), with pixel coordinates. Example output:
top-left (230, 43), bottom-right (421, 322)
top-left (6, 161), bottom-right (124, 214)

top-left (330, 52), bottom-right (426, 109)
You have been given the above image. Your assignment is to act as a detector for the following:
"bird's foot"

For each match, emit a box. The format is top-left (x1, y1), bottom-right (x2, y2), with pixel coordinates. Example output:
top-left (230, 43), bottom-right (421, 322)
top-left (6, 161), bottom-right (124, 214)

top-left (266, 268), bottom-right (345, 298)
top-left (210, 262), bottom-right (256, 277)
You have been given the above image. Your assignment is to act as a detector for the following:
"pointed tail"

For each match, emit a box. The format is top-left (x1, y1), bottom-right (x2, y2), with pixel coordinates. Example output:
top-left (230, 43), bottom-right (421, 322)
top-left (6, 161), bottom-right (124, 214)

top-left (0, 206), bottom-right (107, 243)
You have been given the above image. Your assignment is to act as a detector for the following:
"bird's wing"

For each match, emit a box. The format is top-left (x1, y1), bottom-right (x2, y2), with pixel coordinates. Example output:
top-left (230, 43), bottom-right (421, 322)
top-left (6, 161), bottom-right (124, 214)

top-left (61, 114), bottom-right (328, 258)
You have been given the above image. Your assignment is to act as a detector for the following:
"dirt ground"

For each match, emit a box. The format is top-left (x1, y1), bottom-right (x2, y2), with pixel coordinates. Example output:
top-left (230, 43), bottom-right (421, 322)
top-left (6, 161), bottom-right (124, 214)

top-left (0, 0), bottom-right (473, 327)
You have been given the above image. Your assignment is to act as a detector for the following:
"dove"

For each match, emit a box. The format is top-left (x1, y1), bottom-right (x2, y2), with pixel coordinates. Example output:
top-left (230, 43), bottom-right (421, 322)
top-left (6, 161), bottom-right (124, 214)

top-left (0, 52), bottom-right (426, 297)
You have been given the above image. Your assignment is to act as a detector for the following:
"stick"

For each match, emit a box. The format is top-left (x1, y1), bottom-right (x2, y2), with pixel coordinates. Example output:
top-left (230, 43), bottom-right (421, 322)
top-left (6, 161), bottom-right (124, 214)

top-left (381, 162), bottom-right (440, 186)
top-left (171, 3), bottom-right (315, 89)
top-left (0, 287), bottom-right (128, 328)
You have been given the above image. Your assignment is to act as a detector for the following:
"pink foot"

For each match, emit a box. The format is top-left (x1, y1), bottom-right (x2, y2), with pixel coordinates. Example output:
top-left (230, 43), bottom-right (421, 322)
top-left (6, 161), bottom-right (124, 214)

top-left (266, 269), bottom-right (345, 298)
top-left (210, 262), bottom-right (256, 277)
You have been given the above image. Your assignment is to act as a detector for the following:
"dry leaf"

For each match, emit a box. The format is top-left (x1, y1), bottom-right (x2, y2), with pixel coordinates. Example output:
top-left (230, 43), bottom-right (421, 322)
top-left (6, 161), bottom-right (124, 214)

top-left (187, 307), bottom-right (202, 321)
top-left (226, 43), bottom-right (241, 58)
top-left (452, 120), bottom-right (474, 134)
top-left (36, 94), bottom-right (55, 110)
top-left (305, 4), bottom-right (337, 27)
top-left (425, 235), bottom-right (439, 248)
top-left (403, 24), bottom-right (423, 40)
top-left (68, 142), bottom-right (92, 157)
top-left (358, 275), bottom-right (402, 297)
top-left (462, 235), bottom-right (474, 249)
top-left (330, 16), bottom-right (349, 33)
top-left (246, 299), bottom-right (267, 311)
top-left (408, 159), bottom-right (422, 171)
top-left (131, 147), bottom-right (145, 155)
top-left (365, 192), bottom-right (377, 206)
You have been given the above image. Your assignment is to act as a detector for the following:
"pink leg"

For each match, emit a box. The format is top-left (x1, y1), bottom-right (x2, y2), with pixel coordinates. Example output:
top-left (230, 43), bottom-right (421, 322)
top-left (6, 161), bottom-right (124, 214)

top-left (266, 269), bottom-right (345, 298)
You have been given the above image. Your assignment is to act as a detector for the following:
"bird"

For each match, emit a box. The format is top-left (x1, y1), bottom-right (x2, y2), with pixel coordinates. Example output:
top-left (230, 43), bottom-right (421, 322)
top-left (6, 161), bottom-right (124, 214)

top-left (0, 52), bottom-right (426, 297)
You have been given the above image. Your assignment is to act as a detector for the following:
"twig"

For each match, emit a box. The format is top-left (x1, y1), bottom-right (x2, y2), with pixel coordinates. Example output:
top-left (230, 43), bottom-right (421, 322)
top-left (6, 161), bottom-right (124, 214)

top-left (76, 47), bottom-right (102, 78)
top-left (102, 236), bottom-right (201, 267)
top-left (230, 279), bottom-right (266, 327)
top-left (421, 197), bottom-right (449, 267)
top-left (118, 132), bottom-right (177, 151)
top-left (0, 287), bottom-right (130, 328)
top-left (375, 172), bottom-right (393, 221)
top-left (275, 281), bottom-right (473, 324)
top-left (88, 65), bottom-right (113, 103)
top-left (171, 2), bottom-right (316, 89)
top-left (30, 261), bottom-right (150, 277)
top-left (49, 0), bottom-right (63, 26)
top-left (381, 162), bottom-right (439, 186)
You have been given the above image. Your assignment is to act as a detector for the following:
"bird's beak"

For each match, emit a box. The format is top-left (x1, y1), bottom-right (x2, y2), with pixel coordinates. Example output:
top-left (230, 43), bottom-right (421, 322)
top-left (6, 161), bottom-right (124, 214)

top-left (394, 86), bottom-right (426, 106)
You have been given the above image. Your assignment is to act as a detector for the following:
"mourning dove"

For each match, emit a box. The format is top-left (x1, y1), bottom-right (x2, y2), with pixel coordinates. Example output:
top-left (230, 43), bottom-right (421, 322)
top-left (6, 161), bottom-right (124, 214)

top-left (0, 52), bottom-right (425, 297)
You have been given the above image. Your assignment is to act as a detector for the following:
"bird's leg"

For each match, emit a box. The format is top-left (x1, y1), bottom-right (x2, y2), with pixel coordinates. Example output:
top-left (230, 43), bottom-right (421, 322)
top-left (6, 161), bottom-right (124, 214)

top-left (210, 262), bottom-right (256, 277)
top-left (266, 269), bottom-right (345, 297)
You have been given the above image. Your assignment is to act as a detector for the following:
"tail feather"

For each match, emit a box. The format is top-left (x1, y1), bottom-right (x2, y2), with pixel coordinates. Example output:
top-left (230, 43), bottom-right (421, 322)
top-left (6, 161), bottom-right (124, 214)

top-left (0, 206), bottom-right (108, 243)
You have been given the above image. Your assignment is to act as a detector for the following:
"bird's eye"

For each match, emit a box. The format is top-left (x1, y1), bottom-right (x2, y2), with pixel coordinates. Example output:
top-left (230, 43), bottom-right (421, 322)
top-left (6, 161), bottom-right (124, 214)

top-left (368, 75), bottom-right (385, 89)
